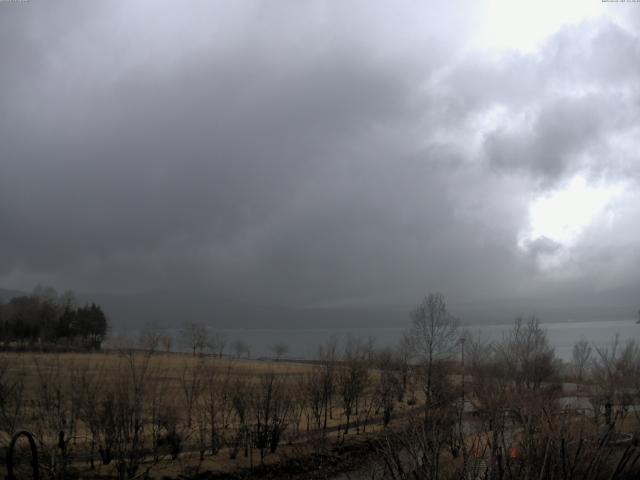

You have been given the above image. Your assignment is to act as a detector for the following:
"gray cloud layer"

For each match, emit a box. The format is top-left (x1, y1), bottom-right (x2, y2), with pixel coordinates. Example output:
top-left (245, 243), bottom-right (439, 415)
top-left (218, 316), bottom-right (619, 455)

top-left (1, 1), bottom-right (639, 310)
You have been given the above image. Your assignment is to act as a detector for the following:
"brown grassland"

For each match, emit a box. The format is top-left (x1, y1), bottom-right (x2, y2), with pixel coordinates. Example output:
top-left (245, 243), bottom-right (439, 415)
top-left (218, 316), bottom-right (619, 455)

top-left (0, 347), bottom-right (415, 479)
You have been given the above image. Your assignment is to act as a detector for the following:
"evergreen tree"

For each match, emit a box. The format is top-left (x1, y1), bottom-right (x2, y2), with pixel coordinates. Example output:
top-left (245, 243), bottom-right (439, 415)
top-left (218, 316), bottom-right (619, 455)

top-left (0, 288), bottom-right (109, 350)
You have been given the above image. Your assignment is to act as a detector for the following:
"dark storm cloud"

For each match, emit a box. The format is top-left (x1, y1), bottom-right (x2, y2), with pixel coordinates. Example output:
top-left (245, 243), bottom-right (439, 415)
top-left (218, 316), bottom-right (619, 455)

top-left (522, 236), bottom-right (562, 258)
top-left (484, 93), bottom-right (625, 182)
top-left (1, 1), bottom-right (639, 310)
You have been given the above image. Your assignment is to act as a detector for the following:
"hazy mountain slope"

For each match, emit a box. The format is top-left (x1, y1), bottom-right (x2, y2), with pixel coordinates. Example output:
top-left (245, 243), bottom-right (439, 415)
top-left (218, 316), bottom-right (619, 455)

top-left (84, 291), bottom-right (638, 332)
top-left (84, 291), bottom-right (409, 330)
top-left (0, 288), bottom-right (26, 302)
top-left (3, 287), bottom-right (636, 330)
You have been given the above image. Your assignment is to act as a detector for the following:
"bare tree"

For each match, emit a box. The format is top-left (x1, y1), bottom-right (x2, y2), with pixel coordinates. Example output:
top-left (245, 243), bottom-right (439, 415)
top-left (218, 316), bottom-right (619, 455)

top-left (231, 339), bottom-right (251, 359)
top-left (115, 351), bottom-right (149, 479)
top-left (591, 335), bottom-right (640, 426)
top-left (147, 364), bottom-right (175, 463)
top-left (305, 367), bottom-right (325, 431)
top-left (138, 322), bottom-right (163, 353)
top-left (208, 331), bottom-right (227, 358)
top-left (31, 355), bottom-right (80, 478)
top-left (317, 336), bottom-right (338, 435)
top-left (338, 336), bottom-right (369, 434)
top-left (199, 363), bottom-right (231, 456)
top-left (573, 338), bottom-right (592, 382)
top-left (251, 371), bottom-right (292, 463)
top-left (229, 377), bottom-right (250, 460)
top-left (182, 322), bottom-right (209, 356)
top-left (466, 334), bottom-right (511, 475)
top-left (160, 333), bottom-right (173, 353)
top-left (0, 355), bottom-right (25, 439)
top-left (287, 373), bottom-right (308, 438)
top-left (179, 359), bottom-right (204, 429)
top-left (74, 361), bottom-right (107, 469)
top-left (192, 362), bottom-right (238, 460)
top-left (110, 350), bottom-right (167, 479)
top-left (492, 318), bottom-right (560, 479)
top-left (377, 376), bottom-right (458, 480)
top-left (271, 342), bottom-right (289, 361)
top-left (373, 348), bottom-right (401, 428)
top-left (494, 315), bottom-right (555, 391)
top-left (407, 292), bottom-right (458, 406)
top-left (396, 333), bottom-right (413, 402)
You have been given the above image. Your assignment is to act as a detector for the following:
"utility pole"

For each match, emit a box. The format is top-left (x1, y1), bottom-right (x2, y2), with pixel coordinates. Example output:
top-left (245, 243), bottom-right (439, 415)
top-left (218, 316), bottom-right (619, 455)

top-left (460, 336), bottom-right (466, 409)
top-left (458, 335), bottom-right (467, 469)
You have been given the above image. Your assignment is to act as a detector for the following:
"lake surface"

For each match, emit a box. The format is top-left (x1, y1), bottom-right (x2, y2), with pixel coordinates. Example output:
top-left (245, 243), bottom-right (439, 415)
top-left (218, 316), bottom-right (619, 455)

top-left (207, 319), bottom-right (640, 361)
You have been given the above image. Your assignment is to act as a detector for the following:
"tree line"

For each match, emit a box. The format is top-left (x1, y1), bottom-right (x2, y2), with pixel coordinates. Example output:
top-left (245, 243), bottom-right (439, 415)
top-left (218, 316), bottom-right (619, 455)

top-left (0, 286), bottom-right (108, 350)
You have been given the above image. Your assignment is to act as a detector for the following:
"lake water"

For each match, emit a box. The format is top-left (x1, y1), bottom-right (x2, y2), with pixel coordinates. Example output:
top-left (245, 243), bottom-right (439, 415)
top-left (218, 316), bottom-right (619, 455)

top-left (205, 319), bottom-right (640, 361)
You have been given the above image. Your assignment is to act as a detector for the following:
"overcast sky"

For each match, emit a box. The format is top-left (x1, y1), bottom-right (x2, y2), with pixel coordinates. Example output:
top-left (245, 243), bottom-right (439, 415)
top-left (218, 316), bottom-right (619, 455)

top-left (1, 1), bottom-right (640, 309)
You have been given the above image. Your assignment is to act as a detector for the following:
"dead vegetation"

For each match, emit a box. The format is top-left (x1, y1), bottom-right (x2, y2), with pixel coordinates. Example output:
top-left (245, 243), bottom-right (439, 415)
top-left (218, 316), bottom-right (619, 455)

top-left (1, 293), bottom-right (640, 479)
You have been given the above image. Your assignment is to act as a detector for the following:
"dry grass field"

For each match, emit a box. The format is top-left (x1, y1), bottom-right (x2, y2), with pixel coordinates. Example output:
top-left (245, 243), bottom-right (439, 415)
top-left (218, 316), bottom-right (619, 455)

top-left (0, 349), bottom-right (415, 479)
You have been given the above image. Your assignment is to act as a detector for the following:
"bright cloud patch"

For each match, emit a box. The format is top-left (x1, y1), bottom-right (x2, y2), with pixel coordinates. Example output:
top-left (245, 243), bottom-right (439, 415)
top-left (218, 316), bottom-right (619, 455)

top-left (480, 0), bottom-right (603, 52)
top-left (519, 175), bottom-right (624, 269)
